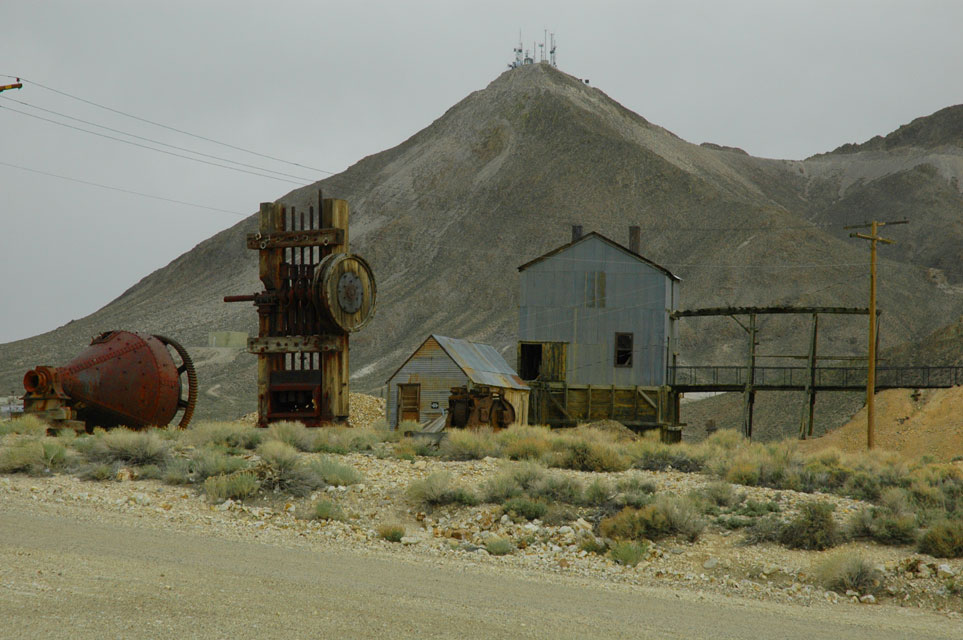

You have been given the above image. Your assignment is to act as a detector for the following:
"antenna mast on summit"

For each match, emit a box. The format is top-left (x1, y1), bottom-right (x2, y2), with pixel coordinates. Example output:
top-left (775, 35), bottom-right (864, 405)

top-left (550, 33), bottom-right (557, 66)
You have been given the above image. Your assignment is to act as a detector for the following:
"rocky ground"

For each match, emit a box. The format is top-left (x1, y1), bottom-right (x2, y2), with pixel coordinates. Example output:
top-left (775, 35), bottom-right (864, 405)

top-left (2, 447), bottom-right (960, 619)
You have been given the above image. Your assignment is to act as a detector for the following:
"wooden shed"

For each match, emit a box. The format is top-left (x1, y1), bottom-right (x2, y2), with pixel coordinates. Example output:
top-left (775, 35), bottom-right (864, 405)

top-left (517, 227), bottom-right (681, 431)
top-left (386, 335), bottom-right (530, 429)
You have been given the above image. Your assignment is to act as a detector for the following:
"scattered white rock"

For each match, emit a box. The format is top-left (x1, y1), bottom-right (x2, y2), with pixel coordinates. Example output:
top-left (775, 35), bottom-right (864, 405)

top-left (859, 594), bottom-right (876, 604)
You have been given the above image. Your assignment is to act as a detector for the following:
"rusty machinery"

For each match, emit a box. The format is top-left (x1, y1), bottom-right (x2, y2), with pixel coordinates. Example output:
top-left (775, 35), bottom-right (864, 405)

top-left (225, 192), bottom-right (376, 427)
top-left (22, 330), bottom-right (197, 431)
top-left (446, 386), bottom-right (516, 431)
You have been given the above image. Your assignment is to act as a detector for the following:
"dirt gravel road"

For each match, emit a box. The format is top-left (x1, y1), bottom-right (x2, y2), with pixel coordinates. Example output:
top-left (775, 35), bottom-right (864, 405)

top-left (1, 503), bottom-right (959, 640)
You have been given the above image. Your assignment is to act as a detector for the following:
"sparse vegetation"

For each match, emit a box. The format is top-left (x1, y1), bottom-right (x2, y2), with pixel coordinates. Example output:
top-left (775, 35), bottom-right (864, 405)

top-left (484, 537), bottom-right (515, 556)
top-left (608, 540), bottom-right (648, 567)
top-left (816, 552), bottom-right (883, 595)
top-left (502, 496), bottom-right (548, 522)
top-left (310, 499), bottom-right (346, 522)
top-left (599, 495), bottom-right (705, 543)
top-left (917, 519), bottom-right (963, 558)
top-left (184, 420), bottom-right (262, 450)
top-left (191, 446), bottom-right (249, 480)
top-left (80, 428), bottom-right (169, 466)
top-left (203, 472), bottom-right (260, 503)
top-left (308, 457), bottom-right (363, 486)
top-left (779, 501), bottom-right (838, 550)
top-left (377, 523), bottom-right (405, 542)
top-left (407, 471), bottom-right (479, 508)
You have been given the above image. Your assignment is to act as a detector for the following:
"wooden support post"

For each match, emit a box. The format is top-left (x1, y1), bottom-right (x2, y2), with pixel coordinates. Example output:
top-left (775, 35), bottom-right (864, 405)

top-left (799, 313), bottom-right (819, 439)
top-left (320, 199), bottom-right (350, 421)
top-left (587, 384), bottom-right (592, 421)
top-left (741, 313), bottom-right (757, 440)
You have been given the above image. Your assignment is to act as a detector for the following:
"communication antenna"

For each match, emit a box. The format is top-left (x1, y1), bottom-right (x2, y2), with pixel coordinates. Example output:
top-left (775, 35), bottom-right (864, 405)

top-left (550, 33), bottom-right (557, 67)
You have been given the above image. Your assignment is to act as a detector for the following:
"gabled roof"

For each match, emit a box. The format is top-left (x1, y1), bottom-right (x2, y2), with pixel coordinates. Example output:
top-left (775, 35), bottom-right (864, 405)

top-left (516, 231), bottom-right (680, 281)
top-left (386, 334), bottom-right (529, 390)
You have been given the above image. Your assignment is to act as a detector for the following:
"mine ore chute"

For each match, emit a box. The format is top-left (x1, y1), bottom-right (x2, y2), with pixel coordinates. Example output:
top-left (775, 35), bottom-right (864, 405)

top-left (225, 191), bottom-right (376, 427)
top-left (21, 330), bottom-right (197, 431)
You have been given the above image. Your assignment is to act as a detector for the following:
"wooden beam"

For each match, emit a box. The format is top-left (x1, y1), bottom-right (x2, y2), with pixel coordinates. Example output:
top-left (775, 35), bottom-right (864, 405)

top-left (246, 228), bottom-right (344, 250)
top-left (672, 306), bottom-right (869, 319)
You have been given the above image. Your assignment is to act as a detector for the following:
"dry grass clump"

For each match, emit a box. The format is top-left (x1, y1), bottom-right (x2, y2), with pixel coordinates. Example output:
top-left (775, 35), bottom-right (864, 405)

top-left (608, 540), bottom-right (648, 567)
top-left (407, 471), bottom-right (479, 508)
top-left (307, 457), bottom-right (364, 486)
top-left (190, 446), bottom-right (250, 480)
top-left (499, 425), bottom-right (553, 460)
top-left (256, 440), bottom-right (325, 496)
top-left (78, 428), bottom-right (169, 466)
top-left (309, 499), bottom-right (346, 522)
top-left (0, 414), bottom-right (49, 437)
top-left (185, 420), bottom-right (262, 450)
top-left (377, 523), bottom-right (405, 542)
top-left (502, 496), bottom-right (548, 522)
top-left (312, 426), bottom-right (393, 454)
top-left (439, 428), bottom-right (499, 461)
top-left (816, 552), bottom-right (883, 595)
top-left (267, 421), bottom-right (317, 452)
top-left (848, 506), bottom-right (918, 546)
top-left (547, 432), bottom-right (630, 472)
top-left (0, 437), bottom-right (68, 474)
top-left (484, 537), bottom-right (515, 556)
top-left (202, 472), bottom-right (260, 503)
top-left (918, 519), bottom-right (963, 558)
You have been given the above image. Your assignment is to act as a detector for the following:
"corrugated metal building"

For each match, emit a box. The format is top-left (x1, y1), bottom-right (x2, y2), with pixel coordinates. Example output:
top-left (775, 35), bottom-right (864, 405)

top-left (386, 335), bottom-right (530, 428)
top-left (517, 227), bottom-right (680, 387)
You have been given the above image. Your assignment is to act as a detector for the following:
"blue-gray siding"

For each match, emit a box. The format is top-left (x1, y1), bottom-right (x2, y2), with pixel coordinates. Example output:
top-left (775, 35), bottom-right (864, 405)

top-left (519, 235), bottom-right (676, 386)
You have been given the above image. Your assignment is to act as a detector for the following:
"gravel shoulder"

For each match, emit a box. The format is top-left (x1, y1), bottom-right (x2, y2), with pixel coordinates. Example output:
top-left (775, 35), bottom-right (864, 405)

top-left (2, 451), bottom-right (962, 638)
top-left (1, 495), bottom-right (960, 640)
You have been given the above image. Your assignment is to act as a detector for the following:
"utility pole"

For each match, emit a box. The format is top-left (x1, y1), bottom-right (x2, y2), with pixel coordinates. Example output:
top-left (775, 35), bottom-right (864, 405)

top-left (846, 219), bottom-right (907, 449)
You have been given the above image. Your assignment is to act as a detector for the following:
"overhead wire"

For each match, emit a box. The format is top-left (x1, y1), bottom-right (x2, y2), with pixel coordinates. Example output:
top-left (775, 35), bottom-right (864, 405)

top-left (0, 95), bottom-right (317, 182)
top-left (2, 74), bottom-right (332, 175)
top-left (0, 160), bottom-right (247, 216)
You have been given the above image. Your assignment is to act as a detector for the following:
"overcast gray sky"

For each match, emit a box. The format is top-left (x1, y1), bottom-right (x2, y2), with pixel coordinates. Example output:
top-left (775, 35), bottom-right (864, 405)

top-left (2, 0), bottom-right (961, 343)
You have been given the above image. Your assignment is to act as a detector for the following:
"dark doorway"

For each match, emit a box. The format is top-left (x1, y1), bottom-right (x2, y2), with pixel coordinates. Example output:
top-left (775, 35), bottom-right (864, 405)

top-left (519, 343), bottom-right (543, 380)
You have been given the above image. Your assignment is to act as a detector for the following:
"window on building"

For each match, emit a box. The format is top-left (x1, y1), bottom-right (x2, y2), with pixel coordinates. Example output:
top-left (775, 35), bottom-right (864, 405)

top-left (585, 271), bottom-right (606, 308)
top-left (615, 332), bottom-right (633, 367)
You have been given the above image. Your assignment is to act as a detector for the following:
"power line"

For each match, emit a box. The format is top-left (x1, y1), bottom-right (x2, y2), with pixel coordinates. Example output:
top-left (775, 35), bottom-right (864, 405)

top-left (0, 160), bottom-right (248, 216)
top-left (6, 75), bottom-right (332, 175)
top-left (0, 95), bottom-right (317, 182)
top-left (0, 104), bottom-right (305, 185)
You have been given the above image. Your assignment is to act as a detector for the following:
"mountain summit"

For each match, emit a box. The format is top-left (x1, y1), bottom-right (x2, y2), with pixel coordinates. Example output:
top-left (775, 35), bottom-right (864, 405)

top-left (3, 64), bottom-right (962, 437)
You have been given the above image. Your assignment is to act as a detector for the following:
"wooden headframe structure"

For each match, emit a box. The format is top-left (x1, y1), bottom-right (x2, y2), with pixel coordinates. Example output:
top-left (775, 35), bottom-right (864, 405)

top-left (225, 191), bottom-right (376, 427)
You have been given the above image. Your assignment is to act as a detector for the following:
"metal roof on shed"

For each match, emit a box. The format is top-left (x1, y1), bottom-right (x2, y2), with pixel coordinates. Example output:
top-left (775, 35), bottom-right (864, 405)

top-left (386, 334), bottom-right (529, 390)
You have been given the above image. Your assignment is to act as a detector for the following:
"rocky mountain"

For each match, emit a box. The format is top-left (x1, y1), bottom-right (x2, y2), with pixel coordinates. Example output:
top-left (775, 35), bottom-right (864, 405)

top-left (3, 63), bottom-right (962, 435)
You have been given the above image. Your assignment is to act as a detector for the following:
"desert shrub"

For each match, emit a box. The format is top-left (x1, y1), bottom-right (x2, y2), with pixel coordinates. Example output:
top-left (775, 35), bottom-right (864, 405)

top-left (736, 499), bottom-right (781, 517)
top-left (583, 477), bottom-right (615, 506)
top-left (843, 471), bottom-right (883, 502)
top-left (203, 472), bottom-right (260, 502)
top-left (79, 462), bottom-right (116, 481)
top-left (407, 471), bottom-right (479, 507)
top-left (190, 446), bottom-right (249, 480)
top-left (308, 457), bottom-right (363, 486)
top-left (136, 464), bottom-right (163, 480)
top-left (370, 418), bottom-right (390, 431)
top-left (162, 457), bottom-right (193, 485)
top-left (609, 540), bottom-right (648, 567)
top-left (377, 523), bottom-right (405, 542)
top-left (397, 419), bottom-right (421, 434)
top-left (917, 519), bottom-right (963, 558)
top-left (700, 481), bottom-right (744, 508)
top-left (817, 552), bottom-right (883, 595)
top-left (485, 537), bottom-right (515, 556)
top-left (80, 429), bottom-right (169, 466)
top-left (184, 421), bottom-right (262, 450)
top-left (498, 425), bottom-right (553, 460)
top-left (550, 437), bottom-right (629, 473)
top-left (55, 428), bottom-right (77, 443)
top-left (257, 441), bottom-right (324, 496)
top-left (0, 414), bottom-right (48, 437)
top-left (616, 475), bottom-right (657, 495)
top-left (266, 421), bottom-right (316, 452)
top-left (702, 429), bottom-right (745, 452)
top-left (0, 438), bottom-right (67, 475)
top-left (848, 507), bottom-right (917, 546)
top-left (542, 504), bottom-right (577, 526)
top-left (502, 496), bottom-right (548, 522)
top-left (724, 460), bottom-right (760, 486)
top-left (600, 505), bottom-right (671, 541)
top-left (633, 443), bottom-right (704, 473)
top-left (481, 462), bottom-right (546, 503)
top-left (655, 494), bottom-right (706, 542)
top-left (741, 515), bottom-right (785, 545)
top-left (780, 501), bottom-right (838, 550)
top-left (310, 499), bottom-right (346, 522)
top-left (312, 427), bottom-right (386, 454)
top-left (531, 473), bottom-right (583, 504)
top-left (439, 428), bottom-right (499, 461)
top-left (579, 537), bottom-right (608, 555)
top-left (716, 515), bottom-right (755, 530)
